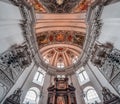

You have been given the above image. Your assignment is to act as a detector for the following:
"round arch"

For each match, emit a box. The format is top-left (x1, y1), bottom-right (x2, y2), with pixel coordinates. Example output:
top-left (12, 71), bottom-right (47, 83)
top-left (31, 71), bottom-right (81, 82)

top-left (83, 86), bottom-right (101, 104)
top-left (23, 87), bottom-right (40, 104)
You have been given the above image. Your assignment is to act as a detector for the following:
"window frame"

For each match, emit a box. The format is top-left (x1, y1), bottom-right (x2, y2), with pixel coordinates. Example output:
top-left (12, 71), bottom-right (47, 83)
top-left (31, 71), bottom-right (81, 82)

top-left (83, 86), bottom-right (101, 104)
top-left (33, 68), bottom-right (46, 86)
top-left (86, 89), bottom-right (99, 101)
top-left (78, 70), bottom-right (89, 82)
top-left (23, 90), bottom-right (37, 103)
top-left (23, 87), bottom-right (40, 104)
top-left (77, 70), bottom-right (89, 85)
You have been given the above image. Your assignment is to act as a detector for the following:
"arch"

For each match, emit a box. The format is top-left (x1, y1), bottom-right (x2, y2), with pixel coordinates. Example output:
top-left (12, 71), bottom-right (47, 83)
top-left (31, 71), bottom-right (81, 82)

top-left (23, 87), bottom-right (40, 104)
top-left (39, 44), bottom-right (82, 69)
top-left (83, 86), bottom-right (101, 104)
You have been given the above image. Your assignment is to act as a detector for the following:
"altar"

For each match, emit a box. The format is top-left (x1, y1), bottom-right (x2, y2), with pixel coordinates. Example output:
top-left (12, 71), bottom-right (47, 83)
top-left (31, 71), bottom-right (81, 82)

top-left (47, 77), bottom-right (77, 104)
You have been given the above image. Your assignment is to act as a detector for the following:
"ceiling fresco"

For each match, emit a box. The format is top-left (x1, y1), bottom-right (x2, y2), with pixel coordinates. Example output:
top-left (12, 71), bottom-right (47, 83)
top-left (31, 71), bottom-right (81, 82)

top-left (26, 0), bottom-right (95, 13)
top-left (26, 0), bottom-right (46, 13)
top-left (73, 0), bottom-right (95, 13)
top-left (37, 31), bottom-right (85, 48)
top-left (39, 0), bottom-right (80, 13)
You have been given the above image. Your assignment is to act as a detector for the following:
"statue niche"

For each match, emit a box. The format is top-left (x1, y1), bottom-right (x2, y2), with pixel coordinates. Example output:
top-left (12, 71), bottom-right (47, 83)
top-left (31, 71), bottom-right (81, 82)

top-left (47, 77), bottom-right (77, 104)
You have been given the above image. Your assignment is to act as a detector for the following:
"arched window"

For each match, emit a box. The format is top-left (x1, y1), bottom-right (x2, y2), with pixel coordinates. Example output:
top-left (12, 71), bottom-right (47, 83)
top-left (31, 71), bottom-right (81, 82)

top-left (83, 86), bottom-right (101, 104)
top-left (23, 87), bottom-right (40, 104)
top-left (87, 89), bottom-right (99, 101)
top-left (24, 90), bottom-right (37, 103)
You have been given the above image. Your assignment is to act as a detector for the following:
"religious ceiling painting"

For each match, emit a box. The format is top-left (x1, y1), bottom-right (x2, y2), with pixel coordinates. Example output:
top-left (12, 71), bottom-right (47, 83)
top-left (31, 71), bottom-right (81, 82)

top-left (37, 33), bottom-right (49, 45)
top-left (37, 30), bottom-right (85, 48)
top-left (39, 0), bottom-right (80, 13)
top-left (73, 34), bottom-right (85, 46)
top-left (74, 0), bottom-right (95, 13)
top-left (26, 0), bottom-right (47, 13)
top-left (55, 33), bottom-right (65, 42)
top-left (26, 0), bottom-right (95, 13)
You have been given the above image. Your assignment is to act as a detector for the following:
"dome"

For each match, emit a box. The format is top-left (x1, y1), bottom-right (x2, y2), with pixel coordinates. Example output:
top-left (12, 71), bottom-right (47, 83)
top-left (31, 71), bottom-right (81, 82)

top-left (37, 30), bottom-right (85, 69)
top-left (36, 30), bottom-right (86, 74)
